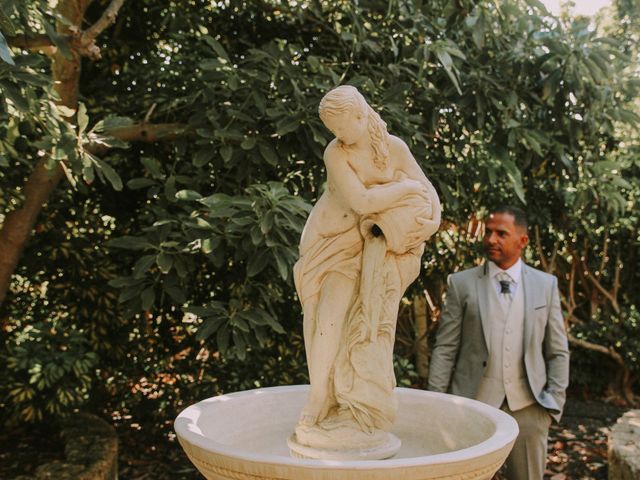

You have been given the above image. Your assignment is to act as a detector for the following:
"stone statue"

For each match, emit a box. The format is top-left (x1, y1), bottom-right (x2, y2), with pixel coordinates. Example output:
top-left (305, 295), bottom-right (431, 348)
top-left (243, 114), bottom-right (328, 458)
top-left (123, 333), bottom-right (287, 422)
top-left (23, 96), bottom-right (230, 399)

top-left (290, 85), bottom-right (441, 458)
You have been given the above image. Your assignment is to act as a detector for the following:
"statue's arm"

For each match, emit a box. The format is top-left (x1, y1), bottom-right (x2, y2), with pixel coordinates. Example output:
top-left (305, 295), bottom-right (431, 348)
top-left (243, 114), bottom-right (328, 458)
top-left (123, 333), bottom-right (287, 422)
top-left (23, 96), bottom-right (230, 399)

top-left (427, 274), bottom-right (464, 393)
top-left (324, 144), bottom-right (425, 216)
top-left (391, 136), bottom-right (441, 226)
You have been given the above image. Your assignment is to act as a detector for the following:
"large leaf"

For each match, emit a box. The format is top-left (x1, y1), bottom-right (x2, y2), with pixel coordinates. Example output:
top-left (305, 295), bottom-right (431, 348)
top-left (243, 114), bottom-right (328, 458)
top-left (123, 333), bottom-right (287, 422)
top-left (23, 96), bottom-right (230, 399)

top-left (0, 30), bottom-right (14, 65)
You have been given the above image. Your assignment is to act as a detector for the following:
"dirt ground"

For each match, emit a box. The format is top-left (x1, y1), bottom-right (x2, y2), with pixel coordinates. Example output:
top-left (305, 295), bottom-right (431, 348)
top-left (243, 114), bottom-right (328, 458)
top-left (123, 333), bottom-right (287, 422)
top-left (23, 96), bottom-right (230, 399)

top-left (544, 398), bottom-right (627, 480)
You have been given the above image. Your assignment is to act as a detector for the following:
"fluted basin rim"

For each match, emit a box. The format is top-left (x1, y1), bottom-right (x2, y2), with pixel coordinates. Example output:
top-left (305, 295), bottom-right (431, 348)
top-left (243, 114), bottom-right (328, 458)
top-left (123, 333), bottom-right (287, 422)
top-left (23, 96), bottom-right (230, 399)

top-left (174, 385), bottom-right (518, 469)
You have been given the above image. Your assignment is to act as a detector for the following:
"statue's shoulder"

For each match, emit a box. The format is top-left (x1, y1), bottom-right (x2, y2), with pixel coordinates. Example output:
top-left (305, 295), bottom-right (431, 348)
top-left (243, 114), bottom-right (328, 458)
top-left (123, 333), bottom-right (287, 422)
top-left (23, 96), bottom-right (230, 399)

top-left (388, 134), bottom-right (410, 152)
top-left (323, 139), bottom-right (346, 162)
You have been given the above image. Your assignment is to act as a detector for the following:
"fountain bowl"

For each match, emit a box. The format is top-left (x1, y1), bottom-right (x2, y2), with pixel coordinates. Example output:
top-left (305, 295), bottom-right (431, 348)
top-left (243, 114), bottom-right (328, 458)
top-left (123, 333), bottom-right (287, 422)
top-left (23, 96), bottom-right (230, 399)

top-left (174, 385), bottom-right (518, 480)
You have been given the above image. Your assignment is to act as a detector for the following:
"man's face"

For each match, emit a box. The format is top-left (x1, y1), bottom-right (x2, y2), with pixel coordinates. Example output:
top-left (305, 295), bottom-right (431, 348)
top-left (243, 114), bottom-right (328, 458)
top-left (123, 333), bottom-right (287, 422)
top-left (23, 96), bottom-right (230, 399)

top-left (483, 212), bottom-right (528, 269)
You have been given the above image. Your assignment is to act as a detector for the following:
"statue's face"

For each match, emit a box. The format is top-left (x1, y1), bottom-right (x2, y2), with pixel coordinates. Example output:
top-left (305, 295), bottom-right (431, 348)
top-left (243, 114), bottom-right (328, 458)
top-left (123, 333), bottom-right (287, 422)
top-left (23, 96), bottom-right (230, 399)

top-left (322, 108), bottom-right (368, 145)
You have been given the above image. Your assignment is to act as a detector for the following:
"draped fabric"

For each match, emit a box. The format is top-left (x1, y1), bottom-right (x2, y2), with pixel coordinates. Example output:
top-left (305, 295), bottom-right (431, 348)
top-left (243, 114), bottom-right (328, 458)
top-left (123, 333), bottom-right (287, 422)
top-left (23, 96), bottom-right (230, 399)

top-left (293, 191), bottom-right (430, 437)
top-left (293, 226), bottom-right (363, 306)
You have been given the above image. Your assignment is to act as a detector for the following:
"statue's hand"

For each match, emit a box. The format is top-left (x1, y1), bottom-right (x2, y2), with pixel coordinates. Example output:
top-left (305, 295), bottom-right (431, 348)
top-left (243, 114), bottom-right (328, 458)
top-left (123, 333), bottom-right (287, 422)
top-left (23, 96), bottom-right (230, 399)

top-left (408, 216), bottom-right (440, 244)
top-left (403, 179), bottom-right (429, 197)
top-left (352, 320), bottom-right (371, 345)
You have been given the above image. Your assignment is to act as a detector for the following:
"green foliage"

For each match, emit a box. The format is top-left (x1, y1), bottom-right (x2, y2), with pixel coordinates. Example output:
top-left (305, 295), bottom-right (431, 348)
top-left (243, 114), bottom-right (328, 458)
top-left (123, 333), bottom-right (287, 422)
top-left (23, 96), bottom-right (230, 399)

top-left (1, 320), bottom-right (98, 424)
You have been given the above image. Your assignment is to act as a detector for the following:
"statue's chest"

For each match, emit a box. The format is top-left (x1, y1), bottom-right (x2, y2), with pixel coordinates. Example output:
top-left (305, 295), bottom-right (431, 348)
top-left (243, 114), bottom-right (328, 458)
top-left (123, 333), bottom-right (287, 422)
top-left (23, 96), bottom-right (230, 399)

top-left (347, 153), bottom-right (394, 186)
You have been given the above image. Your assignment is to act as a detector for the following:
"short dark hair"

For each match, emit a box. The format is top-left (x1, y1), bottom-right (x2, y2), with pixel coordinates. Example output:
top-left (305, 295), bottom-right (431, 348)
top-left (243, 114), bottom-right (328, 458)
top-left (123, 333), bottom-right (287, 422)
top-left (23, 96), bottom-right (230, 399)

top-left (490, 205), bottom-right (528, 231)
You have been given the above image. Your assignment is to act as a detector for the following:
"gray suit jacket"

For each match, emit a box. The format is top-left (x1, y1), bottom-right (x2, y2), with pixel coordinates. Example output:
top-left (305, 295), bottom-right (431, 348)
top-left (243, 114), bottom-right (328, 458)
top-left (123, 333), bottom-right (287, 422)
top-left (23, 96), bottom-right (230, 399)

top-left (427, 262), bottom-right (570, 422)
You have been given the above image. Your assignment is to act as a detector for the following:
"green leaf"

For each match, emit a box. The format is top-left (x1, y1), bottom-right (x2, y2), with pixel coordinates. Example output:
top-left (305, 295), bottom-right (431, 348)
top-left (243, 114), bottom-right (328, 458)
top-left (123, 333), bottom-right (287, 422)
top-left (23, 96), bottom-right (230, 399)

top-left (617, 109), bottom-right (640, 125)
top-left (127, 178), bottom-right (156, 189)
top-left (97, 160), bottom-right (123, 191)
top-left (525, 0), bottom-right (549, 14)
top-left (82, 165), bottom-right (95, 185)
top-left (502, 159), bottom-right (526, 204)
top-left (0, 31), bottom-right (14, 65)
top-left (246, 250), bottom-right (269, 277)
top-left (164, 284), bottom-right (187, 304)
top-left (272, 248), bottom-right (290, 281)
top-left (203, 35), bottom-right (230, 62)
top-left (141, 157), bottom-right (164, 179)
top-left (107, 236), bottom-right (150, 250)
top-left (175, 189), bottom-right (202, 201)
top-left (258, 143), bottom-right (278, 166)
top-left (141, 287), bottom-right (155, 310)
top-left (196, 317), bottom-right (226, 341)
top-left (133, 254), bottom-right (156, 278)
top-left (0, 6), bottom-right (16, 36)
top-left (156, 252), bottom-right (173, 274)
top-left (216, 324), bottom-right (230, 353)
top-left (77, 103), bottom-right (89, 133)
top-left (92, 116), bottom-right (134, 133)
top-left (275, 117), bottom-right (300, 136)
top-left (220, 145), bottom-right (233, 163)
top-left (472, 14), bottom-right (485, 49)
top-left (164, 175), bottom-right (176, 200)
top-left (241, 137), bottom-right (256, 150)
top-left (0, 81), bottom-right (27, 110)
top-left (260, 211), bottom-right (274, 234)
top-left (193, 147), bottom-right (215, 167)
top-left (435, 48), bottom-right (462, 95)
top-left (118, 284), bottom-right (145, 303)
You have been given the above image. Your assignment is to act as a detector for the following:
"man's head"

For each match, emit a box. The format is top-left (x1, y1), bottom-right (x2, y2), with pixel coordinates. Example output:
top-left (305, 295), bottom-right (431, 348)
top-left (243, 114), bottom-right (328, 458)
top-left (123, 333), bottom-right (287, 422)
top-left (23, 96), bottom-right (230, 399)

top-left (483, 206), bottom-right (529, 270)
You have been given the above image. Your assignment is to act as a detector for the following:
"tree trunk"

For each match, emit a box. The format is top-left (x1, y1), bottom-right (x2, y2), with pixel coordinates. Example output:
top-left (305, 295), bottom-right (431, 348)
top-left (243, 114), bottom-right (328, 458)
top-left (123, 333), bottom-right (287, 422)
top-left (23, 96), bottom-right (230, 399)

top-left (0, 0), bottom-right (88, 308)
top-left (414, 293), bottom-right (429, 382)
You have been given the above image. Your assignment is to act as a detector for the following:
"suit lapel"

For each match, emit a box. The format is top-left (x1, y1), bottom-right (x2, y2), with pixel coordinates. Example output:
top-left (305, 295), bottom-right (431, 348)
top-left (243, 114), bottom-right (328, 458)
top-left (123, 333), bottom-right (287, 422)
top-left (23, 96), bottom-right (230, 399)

top-left (522, 263), bottom-right (536, 349)
top-left (476, 263), bottom-right (491, 348)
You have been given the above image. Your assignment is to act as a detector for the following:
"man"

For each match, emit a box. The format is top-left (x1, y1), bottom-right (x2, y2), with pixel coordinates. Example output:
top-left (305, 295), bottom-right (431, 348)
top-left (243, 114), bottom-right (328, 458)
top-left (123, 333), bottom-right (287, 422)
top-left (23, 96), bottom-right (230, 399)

top-left (428, 206), bottom-right (570, 480)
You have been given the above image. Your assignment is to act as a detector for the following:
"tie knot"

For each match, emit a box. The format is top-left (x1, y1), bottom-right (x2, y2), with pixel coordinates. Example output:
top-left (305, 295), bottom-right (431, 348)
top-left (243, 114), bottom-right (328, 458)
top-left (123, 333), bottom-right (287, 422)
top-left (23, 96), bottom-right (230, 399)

top-left (496, 272), bottom-right (512, 295)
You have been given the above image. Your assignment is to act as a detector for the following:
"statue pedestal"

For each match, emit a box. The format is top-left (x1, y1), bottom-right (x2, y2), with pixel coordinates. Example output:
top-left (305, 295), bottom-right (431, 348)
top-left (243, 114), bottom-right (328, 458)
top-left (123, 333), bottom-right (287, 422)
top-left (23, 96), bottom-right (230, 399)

top-left (175, 385), bottom-right (518, 480)
top-left (287, 431), bottom-right (401, 460)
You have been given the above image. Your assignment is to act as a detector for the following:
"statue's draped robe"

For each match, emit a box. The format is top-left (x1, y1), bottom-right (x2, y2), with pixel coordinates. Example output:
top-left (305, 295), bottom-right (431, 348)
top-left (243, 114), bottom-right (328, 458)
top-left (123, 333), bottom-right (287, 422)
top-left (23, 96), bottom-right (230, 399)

top-left (294, 190), bottom-right (432, 435)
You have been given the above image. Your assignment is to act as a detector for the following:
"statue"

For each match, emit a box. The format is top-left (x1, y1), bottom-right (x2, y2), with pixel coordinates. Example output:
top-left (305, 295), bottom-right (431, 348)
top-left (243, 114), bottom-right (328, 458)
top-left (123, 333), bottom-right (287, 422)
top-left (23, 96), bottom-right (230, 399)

top-left (290, 85), bottom-right (441, 457)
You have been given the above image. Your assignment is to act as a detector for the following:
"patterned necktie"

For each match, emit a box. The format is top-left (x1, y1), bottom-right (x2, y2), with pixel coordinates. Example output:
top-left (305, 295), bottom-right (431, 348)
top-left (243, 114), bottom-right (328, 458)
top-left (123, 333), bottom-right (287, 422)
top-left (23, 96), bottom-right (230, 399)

top-left (496, 272), bottom-right (513, 304)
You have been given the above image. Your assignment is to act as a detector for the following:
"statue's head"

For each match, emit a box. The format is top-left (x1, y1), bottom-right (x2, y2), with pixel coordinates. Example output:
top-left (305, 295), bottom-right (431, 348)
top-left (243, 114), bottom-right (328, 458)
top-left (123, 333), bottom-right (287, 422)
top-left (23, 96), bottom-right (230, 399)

top-left (319, 85), bottom-right (368, 124)
top-left (319, 86), bottom-right (369, 146)
top-left (318, 85), bottom-right (389, 168)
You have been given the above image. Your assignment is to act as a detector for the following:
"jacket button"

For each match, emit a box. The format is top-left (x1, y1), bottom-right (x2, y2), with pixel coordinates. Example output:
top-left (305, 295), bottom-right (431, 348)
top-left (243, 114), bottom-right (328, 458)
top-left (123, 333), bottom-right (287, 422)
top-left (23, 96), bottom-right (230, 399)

top-left (482, 361), bottom-right (487, 367)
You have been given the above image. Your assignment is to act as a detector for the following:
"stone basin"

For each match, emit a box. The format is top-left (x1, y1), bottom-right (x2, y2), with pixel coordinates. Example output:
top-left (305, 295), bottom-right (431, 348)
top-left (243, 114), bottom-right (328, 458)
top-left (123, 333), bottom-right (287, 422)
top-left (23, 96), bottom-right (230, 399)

top-left (174, 385), bottom-right (518, 480)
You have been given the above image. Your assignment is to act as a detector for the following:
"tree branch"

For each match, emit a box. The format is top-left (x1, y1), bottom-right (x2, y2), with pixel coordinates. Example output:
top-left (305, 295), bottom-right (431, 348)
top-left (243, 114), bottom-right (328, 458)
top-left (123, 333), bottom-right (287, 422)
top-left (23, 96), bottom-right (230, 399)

top-left (84, 0), bottom-right (127, 40)
top-left (533, 225), bottom-right (558, 273)
top-left (78, 0), bottom-right (126, 59)
top-left (85, 122), bottom-right (194, 154)
top-left (6, 33), bottom-right (55, 50)
top-left (612, 249), bottom-right (621, 302)
top-left (567, 333), bottom-right (626, 368)
top-left (599, 229), bottom-right (609, 273)
top-left (581, 257), bottom-right (620, 314)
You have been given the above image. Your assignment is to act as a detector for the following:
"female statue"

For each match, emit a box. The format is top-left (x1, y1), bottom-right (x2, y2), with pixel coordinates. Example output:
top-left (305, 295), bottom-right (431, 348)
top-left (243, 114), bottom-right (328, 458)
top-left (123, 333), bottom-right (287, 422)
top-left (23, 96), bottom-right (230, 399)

top-left (292, 85), bottom-right (440, 455)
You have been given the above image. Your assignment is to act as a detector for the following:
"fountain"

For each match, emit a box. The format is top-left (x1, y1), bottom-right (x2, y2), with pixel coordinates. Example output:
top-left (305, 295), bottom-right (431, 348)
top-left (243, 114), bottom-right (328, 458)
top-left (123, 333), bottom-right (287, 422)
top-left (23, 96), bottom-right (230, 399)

top-left (175, 385), bottom-right (518, 479)
top-left (175, 85), bottom-right (519, 479)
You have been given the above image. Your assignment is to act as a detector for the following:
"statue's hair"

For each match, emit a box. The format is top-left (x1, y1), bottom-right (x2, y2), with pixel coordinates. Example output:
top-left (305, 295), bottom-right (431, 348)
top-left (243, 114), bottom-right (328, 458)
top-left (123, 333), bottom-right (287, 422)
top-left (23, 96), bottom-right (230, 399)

top-left (318, 85), bottom-right (389, 169)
